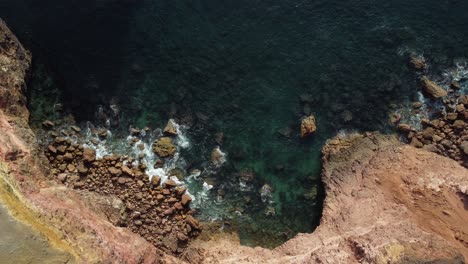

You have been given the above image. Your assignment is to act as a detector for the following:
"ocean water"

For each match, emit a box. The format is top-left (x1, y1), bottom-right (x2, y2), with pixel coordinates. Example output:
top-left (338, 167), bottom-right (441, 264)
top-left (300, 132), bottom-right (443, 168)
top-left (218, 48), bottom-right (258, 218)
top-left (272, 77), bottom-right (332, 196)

top-left (1, 0), bottom-right (468, 247)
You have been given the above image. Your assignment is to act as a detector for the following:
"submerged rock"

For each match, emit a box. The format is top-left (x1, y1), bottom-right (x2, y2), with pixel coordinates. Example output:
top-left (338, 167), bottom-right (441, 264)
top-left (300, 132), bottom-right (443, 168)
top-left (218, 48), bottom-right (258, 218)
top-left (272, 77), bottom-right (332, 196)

top-left (408, 55), bottom-right (427, 71)
top-left (300, 114), bottom-right (317, 138)
top-left (153, 137), bottom-right (177, 158)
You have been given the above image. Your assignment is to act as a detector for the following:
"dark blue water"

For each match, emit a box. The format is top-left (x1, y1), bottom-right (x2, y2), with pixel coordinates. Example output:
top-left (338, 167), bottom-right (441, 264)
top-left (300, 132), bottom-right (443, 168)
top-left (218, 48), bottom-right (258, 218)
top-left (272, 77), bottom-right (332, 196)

top-left (2, 0), bottom-right (468, 247)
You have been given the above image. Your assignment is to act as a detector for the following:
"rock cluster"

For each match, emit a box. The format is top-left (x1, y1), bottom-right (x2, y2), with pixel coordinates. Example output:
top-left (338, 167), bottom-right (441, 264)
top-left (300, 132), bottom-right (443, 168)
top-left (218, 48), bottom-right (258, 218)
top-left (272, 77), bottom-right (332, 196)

top-left (44, 128), bottom-right (200, 254)
top-left (397, 79), bottom-right (468, 167)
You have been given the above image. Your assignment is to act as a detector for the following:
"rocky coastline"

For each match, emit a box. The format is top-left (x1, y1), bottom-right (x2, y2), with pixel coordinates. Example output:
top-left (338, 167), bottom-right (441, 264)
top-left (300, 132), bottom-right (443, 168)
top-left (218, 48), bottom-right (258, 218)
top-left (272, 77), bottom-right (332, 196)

top-left (0, 18), bottom-right (467, 264)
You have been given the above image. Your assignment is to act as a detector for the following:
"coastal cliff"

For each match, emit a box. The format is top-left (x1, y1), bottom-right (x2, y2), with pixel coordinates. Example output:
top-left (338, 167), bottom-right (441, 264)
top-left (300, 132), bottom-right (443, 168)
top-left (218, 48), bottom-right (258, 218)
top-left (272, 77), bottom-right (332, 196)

top-left (184, 133), bottom-right (468, 263)
top-left (0, 19), bottom-right (467, 264)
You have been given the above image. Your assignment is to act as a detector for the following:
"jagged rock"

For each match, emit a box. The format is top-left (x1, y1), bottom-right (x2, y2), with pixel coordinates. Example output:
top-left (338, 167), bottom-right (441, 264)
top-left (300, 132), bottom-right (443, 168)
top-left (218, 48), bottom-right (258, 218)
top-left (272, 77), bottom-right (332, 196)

top-left (300, 115), bottom-right (317, 138)
top-left (153, 137), bottom-right (176, 158)
top-left (83, 148), bottom-right (96, 163)
top-left (163, 119), bottom-right (178, 136)
top-left (420, 77), bottom-right (447, 98)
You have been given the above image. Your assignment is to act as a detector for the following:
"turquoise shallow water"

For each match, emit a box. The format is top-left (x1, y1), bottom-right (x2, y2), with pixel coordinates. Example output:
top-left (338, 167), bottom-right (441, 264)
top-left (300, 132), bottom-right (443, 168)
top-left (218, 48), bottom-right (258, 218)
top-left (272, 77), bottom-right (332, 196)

top-left (1, 0), bottom-right (468, 247)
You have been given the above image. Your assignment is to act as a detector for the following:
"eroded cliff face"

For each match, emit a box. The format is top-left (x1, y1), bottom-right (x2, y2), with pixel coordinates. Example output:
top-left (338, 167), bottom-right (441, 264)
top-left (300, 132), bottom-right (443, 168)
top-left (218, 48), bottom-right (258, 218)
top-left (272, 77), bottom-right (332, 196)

top-left (0, 18), bottom-right (467, 264)
top-left (184, 133), bottom-right (468, 263)
top-left (0, 19), bottom-right (181, 263)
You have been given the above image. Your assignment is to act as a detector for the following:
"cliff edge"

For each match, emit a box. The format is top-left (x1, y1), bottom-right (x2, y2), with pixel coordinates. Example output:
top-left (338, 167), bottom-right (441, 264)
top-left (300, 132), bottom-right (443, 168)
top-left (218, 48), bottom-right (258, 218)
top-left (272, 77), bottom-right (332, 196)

top-left (184, 133), bottom-right (468, 263)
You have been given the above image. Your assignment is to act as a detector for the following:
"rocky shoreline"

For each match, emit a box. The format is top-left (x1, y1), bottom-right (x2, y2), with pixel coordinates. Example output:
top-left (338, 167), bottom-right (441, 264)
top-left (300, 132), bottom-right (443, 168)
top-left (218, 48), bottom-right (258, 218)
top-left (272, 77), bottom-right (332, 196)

top-left (396, 56), bottom-right (468, 167)
top-left (0, 17), bottom-right (467, 264)
top-left (42, 121), bottom-right (201, 255)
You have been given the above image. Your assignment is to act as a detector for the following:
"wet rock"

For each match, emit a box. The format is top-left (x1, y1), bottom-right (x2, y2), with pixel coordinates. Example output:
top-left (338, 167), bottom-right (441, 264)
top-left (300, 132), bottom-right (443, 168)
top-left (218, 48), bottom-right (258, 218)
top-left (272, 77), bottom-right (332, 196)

top-left (151, 176), bottom-right (161, 187)
top-left (181, 194), bottom-right (192, 206)
top-left (420, 77), bottom-right (447, 98)
top-left (408, 55), bottom-right (426, 71)
top-left (163, 119), bottom-right (178, 136)
top-left (97, 128), bottom-right (108, 138)
top-left (169, 168), bottom-right (185, 181)
top-left (397, 123), bottom-right (413, 133)
top-left (300, 115), bottom-right (317, 138)
top-left (71, 126), bottom-right (81, 133)
top-left (41, 120), bottom-right (55, 130)
top-left (83, 148), bottom-right (96, 163)
top-left (451, 81), bottom-right (461, 90)
top-left (211, 147), bottom-right (226, 166)
top-left (412, 102), bottom-right (423, 109)
top-left (153, 137), bottom-right (177, 158)
top-left (176, 186), bottom-right (187, 196)
top-left (165, 179), bottom-right (177, 188)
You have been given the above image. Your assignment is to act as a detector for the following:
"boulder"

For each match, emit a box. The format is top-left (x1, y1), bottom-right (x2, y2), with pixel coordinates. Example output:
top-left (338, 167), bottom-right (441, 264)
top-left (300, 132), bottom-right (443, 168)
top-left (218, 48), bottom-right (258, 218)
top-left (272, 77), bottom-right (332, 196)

top-left (420, 77), bottom-right (447, 98)
top-left (108, 167), bottom-right (122, 176)
top-left (83, 148), bottom-right (96, 163)
top-left (453, 120), bottom-right (465, 130)
top-left (153, 137), bottom-right (177, 158)
top-left (165, 179), bottom-right (177, 188)
top-left (163, 119), bottom-right (178, 136)
top-left (181, 194), bottom-right (192, 206)
top-left (151, 176), bottom-right (161, 186)
top-left (397, 123), bottom-right (413, 133)
top-left (300, 115), bottom-right (317, 138)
